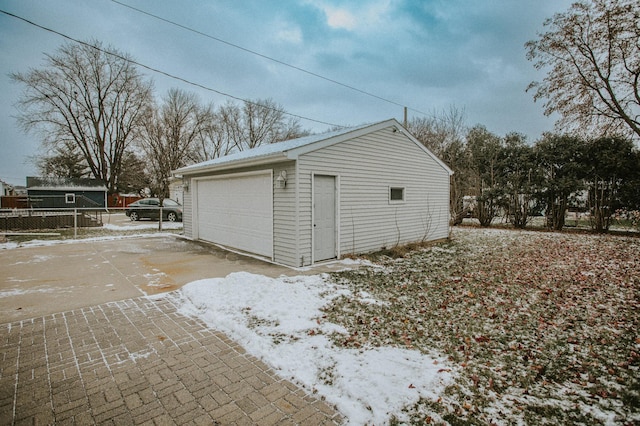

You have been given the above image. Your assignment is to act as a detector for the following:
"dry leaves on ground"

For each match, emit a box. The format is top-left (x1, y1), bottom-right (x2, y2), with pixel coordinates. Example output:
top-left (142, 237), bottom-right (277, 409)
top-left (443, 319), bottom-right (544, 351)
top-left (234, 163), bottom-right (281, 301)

top-left (325, 227), bottom-right (640, 425)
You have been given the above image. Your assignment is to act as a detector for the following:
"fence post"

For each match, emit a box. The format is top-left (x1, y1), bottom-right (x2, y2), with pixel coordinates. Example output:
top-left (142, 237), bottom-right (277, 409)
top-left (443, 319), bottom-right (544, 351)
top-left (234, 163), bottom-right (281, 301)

top-left (74, 208), bottom-right (78, 238)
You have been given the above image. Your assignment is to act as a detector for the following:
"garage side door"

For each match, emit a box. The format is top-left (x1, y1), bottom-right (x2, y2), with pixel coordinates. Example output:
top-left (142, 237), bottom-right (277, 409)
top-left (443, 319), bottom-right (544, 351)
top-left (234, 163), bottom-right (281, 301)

top-left (196, 172), bottom-right (273, 258)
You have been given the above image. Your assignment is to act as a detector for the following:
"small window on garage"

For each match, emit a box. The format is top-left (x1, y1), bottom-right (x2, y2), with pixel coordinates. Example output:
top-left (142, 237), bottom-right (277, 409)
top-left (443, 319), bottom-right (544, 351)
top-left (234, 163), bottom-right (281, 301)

top-left (389, 187), bottom-right (405, 202)
top-left (65, 193), bottom-right (75, 204)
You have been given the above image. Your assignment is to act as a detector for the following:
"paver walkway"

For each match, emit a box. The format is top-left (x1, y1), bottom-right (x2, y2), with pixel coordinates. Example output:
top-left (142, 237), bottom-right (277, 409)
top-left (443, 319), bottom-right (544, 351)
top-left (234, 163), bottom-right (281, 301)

top-left (0, 295), bottom-right (342, 425)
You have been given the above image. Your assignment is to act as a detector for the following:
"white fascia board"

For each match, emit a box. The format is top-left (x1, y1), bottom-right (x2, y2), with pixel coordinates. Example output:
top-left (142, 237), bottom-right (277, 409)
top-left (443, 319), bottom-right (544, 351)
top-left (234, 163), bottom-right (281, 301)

top-left (28, 186), bottom-right (108, 192)
top-left (175, 152), bottom-right (288, 176)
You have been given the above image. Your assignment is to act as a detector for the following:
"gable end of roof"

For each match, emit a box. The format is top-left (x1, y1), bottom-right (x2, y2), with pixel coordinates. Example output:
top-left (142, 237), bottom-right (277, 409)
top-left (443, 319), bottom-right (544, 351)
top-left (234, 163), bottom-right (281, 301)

top-left (175, 118), bottom-right (453, 176)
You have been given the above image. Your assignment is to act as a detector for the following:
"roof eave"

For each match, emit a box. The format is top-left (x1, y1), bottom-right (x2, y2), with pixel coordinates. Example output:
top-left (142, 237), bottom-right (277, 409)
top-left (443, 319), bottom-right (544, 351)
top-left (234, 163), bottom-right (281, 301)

top-left (27, 186), bottom-right (108, 191)
top-left (175, 152), bottom-right (288, 176)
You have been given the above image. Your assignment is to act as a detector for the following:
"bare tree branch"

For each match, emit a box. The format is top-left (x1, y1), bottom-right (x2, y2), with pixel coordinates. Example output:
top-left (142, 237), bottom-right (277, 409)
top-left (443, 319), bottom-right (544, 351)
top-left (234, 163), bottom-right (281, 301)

top-left (526, 0), bottom-right (640, 140)
top-left (11, 40), bottom-right (154, 192)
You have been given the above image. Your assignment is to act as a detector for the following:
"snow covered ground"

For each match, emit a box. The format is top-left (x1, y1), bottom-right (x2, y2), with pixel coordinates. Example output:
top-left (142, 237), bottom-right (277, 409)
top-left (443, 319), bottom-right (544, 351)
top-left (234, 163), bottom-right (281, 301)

top-left (102, 221), bottom-right (183, 231)
top-left (165, 272), bottom-right (455, 425)
top-left (0, 231), bottom-right (175, 250)
top-left (0, 219), bottom-right (182, 250)
top-left (1, 220), bottom-right (456, 424)
top-left (3, 222), bottom-right (637, 424)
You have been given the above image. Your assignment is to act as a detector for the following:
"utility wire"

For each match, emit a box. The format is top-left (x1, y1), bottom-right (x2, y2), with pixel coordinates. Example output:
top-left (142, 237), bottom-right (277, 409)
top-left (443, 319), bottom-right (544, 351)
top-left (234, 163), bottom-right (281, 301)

top-left (110, 0), bottom-right (433, 118)
top-left (0, 9), bottom-right (343, 128)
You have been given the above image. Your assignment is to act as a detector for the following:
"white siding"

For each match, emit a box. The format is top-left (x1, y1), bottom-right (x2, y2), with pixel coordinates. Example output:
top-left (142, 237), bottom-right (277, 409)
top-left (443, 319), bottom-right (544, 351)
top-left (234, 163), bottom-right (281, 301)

top-left (297, 127), bottom-right (450, 263)
top-left (272, 162), bottom-right (297, 266)
top-left (181, 161), bottom-right (298, 265)
top-left (183, 178), bottom-right (193, 238)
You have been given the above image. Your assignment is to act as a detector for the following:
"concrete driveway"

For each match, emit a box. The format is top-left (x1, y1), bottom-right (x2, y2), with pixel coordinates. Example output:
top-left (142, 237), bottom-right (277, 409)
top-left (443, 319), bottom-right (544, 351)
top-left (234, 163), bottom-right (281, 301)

top-left (0, 234), bottom-right (344, 425)
top-left (0, 235), bottom-right (334, 324)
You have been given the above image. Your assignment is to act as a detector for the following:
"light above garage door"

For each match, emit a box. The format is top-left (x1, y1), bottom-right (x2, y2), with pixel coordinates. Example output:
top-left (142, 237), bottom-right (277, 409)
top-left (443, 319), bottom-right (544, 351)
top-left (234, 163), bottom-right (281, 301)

top-left (195, 171), bottom-right (273, 258)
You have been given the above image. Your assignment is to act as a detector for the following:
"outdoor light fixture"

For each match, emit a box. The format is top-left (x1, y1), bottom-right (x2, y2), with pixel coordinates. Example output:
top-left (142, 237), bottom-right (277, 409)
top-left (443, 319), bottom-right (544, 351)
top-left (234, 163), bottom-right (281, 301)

top-left (275, 170), bottom-right (287, 189)
top-left (182, 181), bottom-right (189, 192)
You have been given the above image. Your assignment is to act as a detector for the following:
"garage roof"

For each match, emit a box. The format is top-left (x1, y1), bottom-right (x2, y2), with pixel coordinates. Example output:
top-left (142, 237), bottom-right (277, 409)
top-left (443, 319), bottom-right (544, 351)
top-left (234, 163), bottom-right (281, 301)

top-left (175, 118), bottom-right (453, 176)
top-left (26, 177), bottom-right (108, 192)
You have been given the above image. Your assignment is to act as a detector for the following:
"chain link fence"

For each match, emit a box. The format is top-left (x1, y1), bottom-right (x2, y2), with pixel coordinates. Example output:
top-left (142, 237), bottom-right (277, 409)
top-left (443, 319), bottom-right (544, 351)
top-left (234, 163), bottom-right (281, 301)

top-left (0, 208), bottom-right (104, 233)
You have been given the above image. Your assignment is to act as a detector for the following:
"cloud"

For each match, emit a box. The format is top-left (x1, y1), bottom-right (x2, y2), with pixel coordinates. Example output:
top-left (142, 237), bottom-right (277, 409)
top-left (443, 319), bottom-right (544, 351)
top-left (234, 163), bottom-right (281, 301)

top-left (274, 22), bottom-right (303, 44)
top-left (0, 0), bottom-right (577, 185)
top-left (311, 0), bottom-right (393, 33)
top-left (323, 6), bottom-right (357, 30)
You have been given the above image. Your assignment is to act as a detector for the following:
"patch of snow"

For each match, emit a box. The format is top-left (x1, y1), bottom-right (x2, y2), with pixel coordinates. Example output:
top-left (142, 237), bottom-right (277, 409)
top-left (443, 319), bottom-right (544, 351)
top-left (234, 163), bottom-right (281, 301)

top-left (354, 290), bottom-right (389, 306)
top-left (103, 222), bottom-right (183, 231)
top-left (123, 349), bottom-right (155, 364)
top-left (0, 232), bottom-right (175, 250)
top-left (0, 287), bottom-right (56, 298)
top-left (169, 272), bottom-right (454, 425)
top-left (0, 242), bottom-right (19, 250)
top-left (144, 272), bottom-right (168, 287)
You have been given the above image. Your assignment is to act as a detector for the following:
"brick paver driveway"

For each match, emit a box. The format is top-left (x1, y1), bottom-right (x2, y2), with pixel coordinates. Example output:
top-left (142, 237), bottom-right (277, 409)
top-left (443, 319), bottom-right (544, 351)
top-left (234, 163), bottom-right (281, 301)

top-left (0, 295), bottom-right (342, 425)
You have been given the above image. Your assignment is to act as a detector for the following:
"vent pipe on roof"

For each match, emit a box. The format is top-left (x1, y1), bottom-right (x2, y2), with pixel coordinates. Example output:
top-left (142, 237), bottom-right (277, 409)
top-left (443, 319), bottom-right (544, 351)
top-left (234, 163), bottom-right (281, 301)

top-left (403, 106), bottom-right (408, 127)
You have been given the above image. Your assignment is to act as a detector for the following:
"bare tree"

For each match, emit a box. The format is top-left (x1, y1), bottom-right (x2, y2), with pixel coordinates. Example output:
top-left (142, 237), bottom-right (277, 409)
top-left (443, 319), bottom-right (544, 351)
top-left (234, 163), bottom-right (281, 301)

top-left (191, 103), bottom-right (228, 162)
top-left (140, 88), bottom-right (212, 199)
top-left (406, 106), bottom-right (467, 159)
top-left (11, 40), bottom-right (154, 193)
top-left (214, 101), bottom-right (246, 154)
top-left (407, 106), bottom-right (469, 224)
top-left (526, 0), bottom-right (640, 140)
top-left (243, 98), bottom-right (308, 148)
top-left (213, 98), bottom-right (308, 153)
top-left (244, 99), bottom-right (285, 149)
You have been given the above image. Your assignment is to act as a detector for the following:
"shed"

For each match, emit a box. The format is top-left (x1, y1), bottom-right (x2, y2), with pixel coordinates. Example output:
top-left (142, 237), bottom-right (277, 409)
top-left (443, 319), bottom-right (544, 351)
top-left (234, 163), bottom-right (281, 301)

top-left (26, 177), bottom-right (108, 209)
top-left (175, 119), bottom-right (453, 267)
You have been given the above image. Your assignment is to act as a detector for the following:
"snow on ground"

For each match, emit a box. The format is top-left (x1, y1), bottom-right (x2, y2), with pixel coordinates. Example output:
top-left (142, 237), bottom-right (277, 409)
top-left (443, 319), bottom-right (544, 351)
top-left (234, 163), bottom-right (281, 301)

top-left (0, 232), bottom-right (175, 250)
top-left (102, 222), bottom-right (183, 231)
top-left (0, 287), bottom-right (56, 298)
top-left (0, 220), bottom-right (182, 250)
top-left (167, 271), bottom-right (455, 425)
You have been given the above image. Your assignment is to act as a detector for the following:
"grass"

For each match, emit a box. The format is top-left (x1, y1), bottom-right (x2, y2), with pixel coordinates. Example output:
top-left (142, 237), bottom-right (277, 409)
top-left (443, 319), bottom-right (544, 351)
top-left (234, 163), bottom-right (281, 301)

top-left (324, 227), bottom-right (639, 425)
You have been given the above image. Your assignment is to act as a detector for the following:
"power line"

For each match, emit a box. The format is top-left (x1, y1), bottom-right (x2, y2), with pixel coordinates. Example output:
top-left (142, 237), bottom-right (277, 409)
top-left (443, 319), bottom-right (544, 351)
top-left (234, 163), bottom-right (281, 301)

top-left (0, 9), bottom-right (343, 128)
top-left (110, 0), bottom-right (433, 118)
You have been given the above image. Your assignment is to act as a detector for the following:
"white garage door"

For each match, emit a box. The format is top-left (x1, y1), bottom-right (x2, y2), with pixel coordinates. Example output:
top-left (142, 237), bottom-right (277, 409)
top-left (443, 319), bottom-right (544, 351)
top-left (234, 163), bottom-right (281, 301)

top-left (196, 171), bottom-right (273, 258)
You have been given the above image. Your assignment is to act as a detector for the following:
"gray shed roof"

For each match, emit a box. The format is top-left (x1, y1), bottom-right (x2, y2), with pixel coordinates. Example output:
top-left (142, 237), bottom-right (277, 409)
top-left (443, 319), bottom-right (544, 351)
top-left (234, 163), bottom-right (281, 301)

top-left (175, 118), bottom-right (453, 176)
top-left (26, 177), bottom-right (108, 192)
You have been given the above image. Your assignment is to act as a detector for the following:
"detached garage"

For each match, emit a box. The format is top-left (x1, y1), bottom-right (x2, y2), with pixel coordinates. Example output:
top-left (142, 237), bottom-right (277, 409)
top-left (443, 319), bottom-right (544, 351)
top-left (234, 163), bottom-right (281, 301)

top-left (175, 118), bottom-right (453, 267)
top-left (195, 172), bottom-right (273, 258)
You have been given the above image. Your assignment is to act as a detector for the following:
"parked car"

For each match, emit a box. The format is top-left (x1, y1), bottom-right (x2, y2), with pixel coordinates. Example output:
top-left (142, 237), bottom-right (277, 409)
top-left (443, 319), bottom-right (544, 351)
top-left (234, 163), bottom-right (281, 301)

top-left (125, 198), bottom-right (183, 222)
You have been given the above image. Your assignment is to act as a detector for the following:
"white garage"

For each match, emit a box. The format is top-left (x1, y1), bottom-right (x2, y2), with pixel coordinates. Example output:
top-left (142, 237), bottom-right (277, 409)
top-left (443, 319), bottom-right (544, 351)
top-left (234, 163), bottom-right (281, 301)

top-left (176, 119), bottom-right (453, 267)
top-left (194, 171), bottom-right (273, 258)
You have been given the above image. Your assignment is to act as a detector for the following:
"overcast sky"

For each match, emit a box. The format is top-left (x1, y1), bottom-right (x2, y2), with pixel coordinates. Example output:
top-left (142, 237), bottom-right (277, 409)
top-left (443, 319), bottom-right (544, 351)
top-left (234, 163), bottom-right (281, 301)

top-left (0, 0), bottom-right (574, 187)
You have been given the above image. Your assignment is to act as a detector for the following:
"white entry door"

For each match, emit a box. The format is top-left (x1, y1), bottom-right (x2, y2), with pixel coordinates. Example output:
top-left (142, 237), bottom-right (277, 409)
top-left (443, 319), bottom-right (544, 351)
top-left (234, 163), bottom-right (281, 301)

top-left (313, 175), bottom-right (336, 261)
top-left (196, 171), bottom-right (273, 258)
